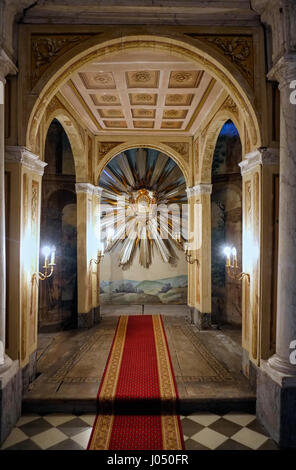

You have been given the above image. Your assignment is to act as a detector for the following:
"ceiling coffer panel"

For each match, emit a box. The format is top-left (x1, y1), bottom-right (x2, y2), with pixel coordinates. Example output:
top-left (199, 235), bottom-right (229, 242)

top-left (61, 50), bottom-right (223, 134)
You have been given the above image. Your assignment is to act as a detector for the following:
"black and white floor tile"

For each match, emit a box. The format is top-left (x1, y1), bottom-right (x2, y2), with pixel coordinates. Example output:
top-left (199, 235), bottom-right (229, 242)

top-left (1, 412), bottom-right (278, 450)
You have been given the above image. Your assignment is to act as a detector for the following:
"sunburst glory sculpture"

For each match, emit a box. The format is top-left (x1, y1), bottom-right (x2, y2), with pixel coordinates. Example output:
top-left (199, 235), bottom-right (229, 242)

top-left (99, 148), bottom-right (188, 268)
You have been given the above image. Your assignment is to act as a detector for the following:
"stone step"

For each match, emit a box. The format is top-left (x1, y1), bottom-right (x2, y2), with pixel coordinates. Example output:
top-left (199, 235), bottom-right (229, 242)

top-left (22, 396), bottom-right (256, 416)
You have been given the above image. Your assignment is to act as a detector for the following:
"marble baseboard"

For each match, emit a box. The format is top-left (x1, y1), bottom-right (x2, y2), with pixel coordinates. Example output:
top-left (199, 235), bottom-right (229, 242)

top-left (0, 360), bottom-right (22, 445)
top-left (257, 364), bottom-right (296, 448)
top-left (190, 307), bottom-right (211, 330)
top-left (241, 348), bottom-right (258, 390)
top-left (22, 350), bottom-right (37, 394)
top-left (78, 306), bottom-right (101, 329)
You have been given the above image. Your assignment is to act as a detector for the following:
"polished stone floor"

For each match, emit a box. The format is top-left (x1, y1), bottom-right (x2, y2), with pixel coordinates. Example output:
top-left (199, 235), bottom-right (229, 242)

top-left (1, 411), bottom-right (278, 450)
top-left (23, 307), bottom-right (255, 414)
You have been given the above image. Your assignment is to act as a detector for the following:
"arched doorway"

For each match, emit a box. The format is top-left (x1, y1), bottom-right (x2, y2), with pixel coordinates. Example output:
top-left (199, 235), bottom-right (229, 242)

top-left (98, 147), bottom-right (188, 308)
top-left (211, 120), bottom-right (242, 328)
top-left (39, 119), bottom-right (77, 332)
top-left (18, 31), bottom-right (265, 389)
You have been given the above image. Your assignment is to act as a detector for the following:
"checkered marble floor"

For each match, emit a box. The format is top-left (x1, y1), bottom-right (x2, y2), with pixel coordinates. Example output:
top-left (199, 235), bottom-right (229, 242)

top-left (1, 412), bottom-right (278, 450)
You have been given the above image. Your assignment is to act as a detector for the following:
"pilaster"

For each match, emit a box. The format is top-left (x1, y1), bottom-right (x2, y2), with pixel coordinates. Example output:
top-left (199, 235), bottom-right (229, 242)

top-left (186, 184), bottom-right (212, 329)
top-left (75, 183), bottom-right (103, 328)
top-left (5, 146), bottom-right (46, 367)
top-left (239, 147), bottom-right (279, 371)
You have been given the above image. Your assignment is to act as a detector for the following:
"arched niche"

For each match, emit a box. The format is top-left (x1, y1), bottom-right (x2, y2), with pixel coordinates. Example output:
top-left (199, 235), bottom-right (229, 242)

top-left (210, 120), bottom-right (243, 328)
top-left (39, 119), bottom-right (77, 331)
top-left (98, 146), bottom-right (189, 306)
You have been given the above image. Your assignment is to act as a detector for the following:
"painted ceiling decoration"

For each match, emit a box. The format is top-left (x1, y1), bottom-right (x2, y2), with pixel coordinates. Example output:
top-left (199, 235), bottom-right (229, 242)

top-left (99, 148), bottom-right (187, 268)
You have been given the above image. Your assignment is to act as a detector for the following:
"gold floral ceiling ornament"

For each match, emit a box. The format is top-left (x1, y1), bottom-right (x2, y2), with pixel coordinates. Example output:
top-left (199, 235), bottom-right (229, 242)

top-left (135, 94), bottom-right (153, 102)
top-left (132, 71), bottom-right (151, 82)
top-left (172, 72), bottom-right (192, 83)
top-left (101, 95), bottom-right (117, 102)
top-left (94, 73), bottom-right (113, 85)
top-left (99, 148), bottom-right (187, 268)
top-left (166, 94), bottom-right (184, 103)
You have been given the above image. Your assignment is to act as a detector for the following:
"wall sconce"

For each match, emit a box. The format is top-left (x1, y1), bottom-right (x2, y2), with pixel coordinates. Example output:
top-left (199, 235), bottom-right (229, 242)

top-left (90, 243), bottom-right (105, 266)
top-left (223, 246), bottom-right (250, 283)
top-left (184, 242), bottom-right (199, 265)
top-left (32, 245), bottom-right (56, 281)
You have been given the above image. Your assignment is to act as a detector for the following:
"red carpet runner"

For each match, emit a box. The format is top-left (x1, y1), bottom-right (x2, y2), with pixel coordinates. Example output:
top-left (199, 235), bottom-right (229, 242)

top-left (87, 315), bottom-right (184, 450)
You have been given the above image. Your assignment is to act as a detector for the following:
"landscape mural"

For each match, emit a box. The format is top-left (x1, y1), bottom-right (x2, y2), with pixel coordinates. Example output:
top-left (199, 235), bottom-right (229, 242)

top-left (100, 275), bottom-right (188, 304)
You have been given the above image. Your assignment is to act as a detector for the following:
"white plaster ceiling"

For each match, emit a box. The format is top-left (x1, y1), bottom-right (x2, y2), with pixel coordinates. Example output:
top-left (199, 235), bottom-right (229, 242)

top-left (60, 49), bottom-right (225, 136)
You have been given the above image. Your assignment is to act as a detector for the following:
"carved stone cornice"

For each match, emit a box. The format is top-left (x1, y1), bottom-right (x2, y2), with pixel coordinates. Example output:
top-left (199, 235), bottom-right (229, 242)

top-left (252, 0), bottom-right (296, 67)
top-left (239, 147), bottom-right (279, 175)
top-left (0, 49), bottom-right (17, 81)
top-left (186, 184), bottom-right (212, 197)
top-left (75, 183), bottom-right (103, 196)
top-left (5, 146), bottom-right (47, 176)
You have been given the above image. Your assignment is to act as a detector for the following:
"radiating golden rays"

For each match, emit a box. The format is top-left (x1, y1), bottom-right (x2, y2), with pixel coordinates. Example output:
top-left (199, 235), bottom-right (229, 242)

top-left (99, 148), bottom-right (187, 268)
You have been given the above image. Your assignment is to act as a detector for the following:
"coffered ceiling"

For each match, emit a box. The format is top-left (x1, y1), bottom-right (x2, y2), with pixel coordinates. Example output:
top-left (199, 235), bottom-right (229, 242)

top-left (60, 50), bottom-right (225, 136)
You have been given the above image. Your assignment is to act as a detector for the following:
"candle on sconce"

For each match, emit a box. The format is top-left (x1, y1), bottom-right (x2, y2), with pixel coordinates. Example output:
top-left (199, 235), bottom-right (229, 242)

top-left (232, 247), bottom-right (238, 268)
top-left (42, 246), bottom-right (51, 268)
top-left (50, 246), bottom-right (56, 266)
top-left (98, 241), bottom-right (104, 258)
top-left (224, 246), bottom-right (231, 267)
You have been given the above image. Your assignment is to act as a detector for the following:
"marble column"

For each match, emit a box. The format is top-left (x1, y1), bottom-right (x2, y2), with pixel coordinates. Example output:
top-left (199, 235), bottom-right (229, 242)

top-left (0, 66), bottom-right (6, 367)
top-left (0, 52), bottom-right (16, 368)
top-left (257, 55), bottom-right (296, 448)
top-left (266, 57), bottom-right (296, 377)
top-left (0, 50), bottom-right (22, 445)
top-left (186, 184), bottom-right (212, 329)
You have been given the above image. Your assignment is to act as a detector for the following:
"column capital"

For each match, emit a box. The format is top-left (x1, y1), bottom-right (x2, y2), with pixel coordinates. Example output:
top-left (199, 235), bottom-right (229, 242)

top-left (5, 146), bottom-right (47, 176)
top-left (186, 184), bottom-right (212, 197)
top-left (0, 49), bottom-right (17, 82)
top-left (75, 183), bottom-right (103, 196)
top-left (267, 53), bottom-right (296, 88)
top-left (239, 147), bottom-right (279, 175)
top-left (252, 0), bottom-right (296, 68)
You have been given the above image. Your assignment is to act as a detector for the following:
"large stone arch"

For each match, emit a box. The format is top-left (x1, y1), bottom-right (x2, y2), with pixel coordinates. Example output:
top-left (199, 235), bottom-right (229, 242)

top-left (44, 107), bottom-right (87, 181)
top-left (24, 32), bottom-right (263, 157)
top-left (199, 110), bottom-right (242, 183)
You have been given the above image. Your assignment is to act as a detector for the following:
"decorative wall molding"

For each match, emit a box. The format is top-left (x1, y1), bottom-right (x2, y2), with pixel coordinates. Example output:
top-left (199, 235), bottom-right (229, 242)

top-left (162, 142), bottom-right (189, 161)
top-left (186, 184), bottom-right (212, 197)
top-left (98, 142), bottom-right (123, 159)
top-left (239, 147), bottom-right (279, 175)
top-left (31, 34), bottom-right (93, 87)
top-left (187, 34), bottom-right (254, 87)
top-left (222, 95), bottom-right (239, 115)
top-left (75, 182), bottom-right (103, 196)
top-left (0, 49), bottom-right (17, 80)
top-left (5, 146), bottom-right (47, 175)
